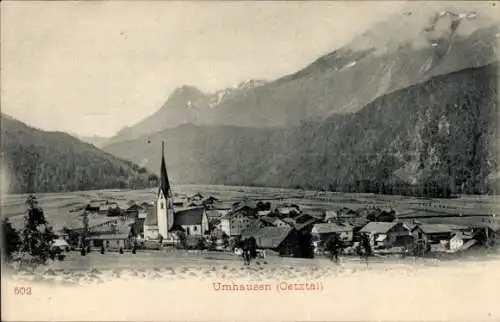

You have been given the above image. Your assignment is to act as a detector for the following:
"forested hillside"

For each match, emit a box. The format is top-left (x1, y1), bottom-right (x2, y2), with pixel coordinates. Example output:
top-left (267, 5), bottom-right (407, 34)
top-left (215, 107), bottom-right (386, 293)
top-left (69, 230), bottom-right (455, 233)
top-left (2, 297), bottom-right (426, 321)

top-left (0, 114), bottom-right (158, 194)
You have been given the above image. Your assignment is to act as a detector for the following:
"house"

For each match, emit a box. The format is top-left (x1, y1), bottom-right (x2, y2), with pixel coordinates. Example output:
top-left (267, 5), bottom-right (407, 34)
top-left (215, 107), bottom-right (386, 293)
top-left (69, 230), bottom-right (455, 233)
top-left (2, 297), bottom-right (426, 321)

top-left (411, 224), bottom-right (472, 245)
top-left (257, 210), bottom-right (272, 217)
top-left (312, 223), bottom-right (354, 243)
top-left (172, 207), bottom-right (209, 236)
top-left (211, 202), bottom-right (234, 217)
top-left (140, 201), bottom-right (152, 208)
top-left (241, 226), bottom-right (296, 256)
top-left (258, 216), bottom-right (289, 228)
top-left (325, 210), bottom-right (338, 222)
top-left (125, 203), bottom-right (143, 215)
top-left (173, 198), bottom-right (186, 208)
top-left (277, 206), bottom-right (300, 217)
top-left (359, 222), bottom-right (411, 248)
top-left (206, 209), bottom-right (223, 221)
top-left (282, 218), bottom-right (296, 226)
top-left (106, 201), bottom-right (123, 217)
top-left (84, 202), bottom-right (101, 213)
top-left (87, 233), bottom-right (131, 250)
top-left (202, 196), bottom-right (220, 206)
top-left (86, 218), bottom-right (136, 250)
top-left (220, 213), bottom-right (256, 237)
top-left (188, 192), bottom-right (204, 201)
top-left (337, 207), bottom-right (359, 218)
top-left (291, 213), bottom-right (323, 232)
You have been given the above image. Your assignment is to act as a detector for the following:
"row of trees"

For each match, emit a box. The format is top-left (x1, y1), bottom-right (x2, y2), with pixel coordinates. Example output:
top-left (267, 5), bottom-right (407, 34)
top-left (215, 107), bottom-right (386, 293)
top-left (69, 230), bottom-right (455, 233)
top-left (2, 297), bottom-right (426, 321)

top-left (2, 195), bottom-right (58, 265)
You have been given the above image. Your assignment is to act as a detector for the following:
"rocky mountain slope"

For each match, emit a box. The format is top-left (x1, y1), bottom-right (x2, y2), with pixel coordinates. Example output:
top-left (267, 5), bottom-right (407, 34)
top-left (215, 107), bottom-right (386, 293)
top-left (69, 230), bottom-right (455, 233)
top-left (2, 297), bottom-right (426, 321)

top-left (105, 80), bottom-right (267, 145)
top-left (104, 63), bottom-right (499, 196)
top-left (105, 4), bottom-right (499, 146)
top-left (0, 114), bottom-right (157, 194)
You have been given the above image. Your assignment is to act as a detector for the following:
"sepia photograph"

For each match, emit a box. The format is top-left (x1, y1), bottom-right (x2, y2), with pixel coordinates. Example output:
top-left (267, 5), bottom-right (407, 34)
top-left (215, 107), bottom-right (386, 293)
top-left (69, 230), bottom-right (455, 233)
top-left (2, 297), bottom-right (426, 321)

top-left (1, 1), bottom-right (500, 321)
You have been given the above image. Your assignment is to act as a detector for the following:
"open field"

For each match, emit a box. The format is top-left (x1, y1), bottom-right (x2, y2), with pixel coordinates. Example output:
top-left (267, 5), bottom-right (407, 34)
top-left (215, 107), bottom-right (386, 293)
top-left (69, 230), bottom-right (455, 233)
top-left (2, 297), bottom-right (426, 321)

top-left (5, 247), bottom-right (500, 285)
top-left (2, 185), bottom-right (499, 232)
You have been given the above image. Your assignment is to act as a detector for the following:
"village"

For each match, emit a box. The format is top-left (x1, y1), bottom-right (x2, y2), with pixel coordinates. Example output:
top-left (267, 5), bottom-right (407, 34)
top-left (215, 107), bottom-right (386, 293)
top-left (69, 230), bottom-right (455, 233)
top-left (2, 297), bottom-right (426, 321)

top-left (44, 142), bottom-right (499, 263)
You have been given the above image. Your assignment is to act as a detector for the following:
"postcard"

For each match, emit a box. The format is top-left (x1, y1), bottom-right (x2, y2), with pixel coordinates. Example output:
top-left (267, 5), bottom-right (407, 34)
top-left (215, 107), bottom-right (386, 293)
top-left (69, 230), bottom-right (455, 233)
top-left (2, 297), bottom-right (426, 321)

top-left (1, 1), bottom-right (500, 321)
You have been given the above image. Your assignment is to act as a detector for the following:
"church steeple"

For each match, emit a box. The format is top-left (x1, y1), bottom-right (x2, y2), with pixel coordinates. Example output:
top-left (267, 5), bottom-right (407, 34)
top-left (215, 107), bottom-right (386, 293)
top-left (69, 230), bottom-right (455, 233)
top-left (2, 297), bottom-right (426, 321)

top-left (159, 141), bottom-right (171, 198)
top-left (156, 141), bottom-right (175, 238)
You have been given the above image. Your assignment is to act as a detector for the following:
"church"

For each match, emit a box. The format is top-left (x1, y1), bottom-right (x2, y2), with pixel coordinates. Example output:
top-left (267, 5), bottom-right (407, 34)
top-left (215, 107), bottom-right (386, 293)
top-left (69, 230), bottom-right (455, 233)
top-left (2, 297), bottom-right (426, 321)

top-left (143, 142), bottom-right (209, 242)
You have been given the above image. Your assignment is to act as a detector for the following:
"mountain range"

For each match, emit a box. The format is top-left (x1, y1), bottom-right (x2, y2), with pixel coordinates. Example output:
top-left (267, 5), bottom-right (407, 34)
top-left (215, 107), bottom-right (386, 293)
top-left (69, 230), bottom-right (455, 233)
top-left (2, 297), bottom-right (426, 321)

top-left (105, 4), bottom-right (499, 146)
top-left (0, 114), bottom-right (157, 194)
top-left (103, 62), bottom-right (499, 196)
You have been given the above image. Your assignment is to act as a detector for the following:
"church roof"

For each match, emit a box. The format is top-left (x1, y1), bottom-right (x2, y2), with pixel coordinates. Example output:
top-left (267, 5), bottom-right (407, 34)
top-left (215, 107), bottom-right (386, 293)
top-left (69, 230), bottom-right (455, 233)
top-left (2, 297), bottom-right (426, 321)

top-left (158, 141), bottom-right (172, 198)
top-left (144, 207), bottom-right (206, 228)
top-left (174, 207), bottom-right (205, 226)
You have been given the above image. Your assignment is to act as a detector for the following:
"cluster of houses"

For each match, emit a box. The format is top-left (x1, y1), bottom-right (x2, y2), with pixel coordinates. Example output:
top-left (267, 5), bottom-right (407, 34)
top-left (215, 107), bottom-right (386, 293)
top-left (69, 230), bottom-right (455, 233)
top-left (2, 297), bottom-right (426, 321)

top-left (59, 142), bottom-right (500, 257)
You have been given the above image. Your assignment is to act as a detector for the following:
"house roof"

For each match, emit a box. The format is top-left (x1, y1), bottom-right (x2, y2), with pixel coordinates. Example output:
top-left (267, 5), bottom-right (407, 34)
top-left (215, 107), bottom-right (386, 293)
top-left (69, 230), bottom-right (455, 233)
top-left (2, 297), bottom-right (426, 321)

top-left (202, 196), bottom-right (219, 203)
top-left (294, 213), bottom-right (315, 223)
top-left (294, 218), bottom-right (319, 231)
top-left (259, 216), bottom-right (278, 225)
top-left (360, 222), bottom-right (399, 234)
top-left (413, 224), bottom-right (469, 234)
top-left (66, 215), bottom-right (122, 231)
top-left (173, 198), bottom-right (186, 204)
top-left (222, 205), bottom-right (256, 219)
top-left (206, 209), bottom-right (222, 219)
top-left (174, 207), bottom-right (205, 226)
top-left (312, 223), bottom-right (353, 234)
top-left (241, 226), bottom-right (293, 249)
top-left (277, 207), bottom-right (300, 215)
top-left (118, 219), bottom-right (136, 234)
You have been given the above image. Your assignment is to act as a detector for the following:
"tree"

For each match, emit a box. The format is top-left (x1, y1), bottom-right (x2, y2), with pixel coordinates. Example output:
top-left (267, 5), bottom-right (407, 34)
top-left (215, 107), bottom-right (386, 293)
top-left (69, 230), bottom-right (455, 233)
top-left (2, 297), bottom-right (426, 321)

top-left (209, 235), bottom-right (218, 250)
top-left (325, 234), bottom-right (340, 262)
top-left (62, 226), bottom-right (79, 249)
top-left (20, 195), bottom-right (56, 264)
top-left (2, 218), bottom-right (21, 260)
top-left (360, 233), bottom-right (372, 258)
top-left (222, 233), bottom-right (230, 249)
top-left (176, 231), bottom-right (187, 249)
top-left (297, 230), bottom-right (315, 258)
top-left (197, 237), bottom-right (206, 250)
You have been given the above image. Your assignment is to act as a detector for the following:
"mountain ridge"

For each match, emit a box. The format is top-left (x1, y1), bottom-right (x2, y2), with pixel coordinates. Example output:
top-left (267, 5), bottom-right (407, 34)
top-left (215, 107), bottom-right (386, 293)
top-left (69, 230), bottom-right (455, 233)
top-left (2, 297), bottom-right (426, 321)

top-left (1, 114), bottom-right (157, 194)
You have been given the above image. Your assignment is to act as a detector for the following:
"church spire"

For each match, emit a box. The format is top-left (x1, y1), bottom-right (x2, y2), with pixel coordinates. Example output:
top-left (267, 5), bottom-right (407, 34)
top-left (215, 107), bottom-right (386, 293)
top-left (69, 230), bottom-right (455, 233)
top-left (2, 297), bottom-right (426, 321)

top-left (159, 141), bottom-right (171, 198)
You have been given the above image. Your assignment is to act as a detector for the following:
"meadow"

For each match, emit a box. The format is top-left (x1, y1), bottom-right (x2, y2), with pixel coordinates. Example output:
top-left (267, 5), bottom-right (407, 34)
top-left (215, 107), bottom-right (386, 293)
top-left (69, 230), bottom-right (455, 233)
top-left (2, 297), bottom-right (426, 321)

top-left (2, 185), bottom-right (500, 232)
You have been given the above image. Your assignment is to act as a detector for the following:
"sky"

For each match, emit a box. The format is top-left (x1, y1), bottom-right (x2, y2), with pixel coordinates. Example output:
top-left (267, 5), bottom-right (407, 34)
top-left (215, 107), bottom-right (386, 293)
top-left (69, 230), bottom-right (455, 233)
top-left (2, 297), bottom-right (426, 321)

top-left (1, 1), bottom-right (410, 137)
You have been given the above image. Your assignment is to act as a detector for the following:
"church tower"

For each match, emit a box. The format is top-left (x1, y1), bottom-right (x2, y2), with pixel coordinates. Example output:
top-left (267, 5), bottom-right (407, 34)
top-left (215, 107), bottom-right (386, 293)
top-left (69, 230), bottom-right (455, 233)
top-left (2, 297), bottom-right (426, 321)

top-left (156, 141), bottom-right (174, 239)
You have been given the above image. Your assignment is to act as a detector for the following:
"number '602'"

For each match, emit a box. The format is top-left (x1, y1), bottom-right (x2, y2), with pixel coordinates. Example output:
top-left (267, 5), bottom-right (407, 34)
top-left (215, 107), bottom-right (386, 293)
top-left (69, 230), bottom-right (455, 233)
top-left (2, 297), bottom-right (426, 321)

top-left (14, 286), bottom-right (32, 295)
